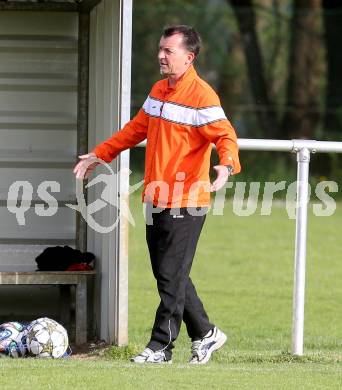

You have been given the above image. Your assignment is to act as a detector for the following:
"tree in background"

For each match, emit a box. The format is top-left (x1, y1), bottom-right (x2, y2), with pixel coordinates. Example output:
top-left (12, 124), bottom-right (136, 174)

top-left (132, 0), bottom-right (341, 142)
top-left (322, 0), bottom-right (342, 137)
top-left (230, 0), bottom-right (322, 139)
top-left (131, 0), bottom-right (341, 184)
top-left (281, 0), bottom-right (321, 139)
top-left (131, 0), bottom-right (235, 110)
top-left (229, 0), bottom-right (277, 138)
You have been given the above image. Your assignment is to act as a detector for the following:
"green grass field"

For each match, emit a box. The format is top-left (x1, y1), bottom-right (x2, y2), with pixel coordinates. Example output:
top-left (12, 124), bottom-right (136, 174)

top-left (1, 193), bottom-right (341, 389)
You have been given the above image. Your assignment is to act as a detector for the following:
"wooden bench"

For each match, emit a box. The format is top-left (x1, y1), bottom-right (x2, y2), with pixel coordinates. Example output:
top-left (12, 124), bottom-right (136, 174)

top-left (0, 270), bottom-right (96, 345)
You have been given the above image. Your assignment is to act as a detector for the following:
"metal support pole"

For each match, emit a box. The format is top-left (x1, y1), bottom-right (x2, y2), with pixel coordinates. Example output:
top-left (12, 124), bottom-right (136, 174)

top-left (76, 11), bottom-right (90, 252)
top-left (292, 147), bottom-right (311, 355)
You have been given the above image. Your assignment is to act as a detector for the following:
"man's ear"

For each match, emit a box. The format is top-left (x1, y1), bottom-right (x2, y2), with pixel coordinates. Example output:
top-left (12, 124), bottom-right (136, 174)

top-left (186, 52), bottom-right (195, 65)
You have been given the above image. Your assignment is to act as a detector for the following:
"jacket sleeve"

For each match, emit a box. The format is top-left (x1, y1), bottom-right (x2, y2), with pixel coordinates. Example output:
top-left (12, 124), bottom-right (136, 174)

top-left (196, 92), bottom-right (241, 174)
top-left (92, 108), bottom-right (148, 163)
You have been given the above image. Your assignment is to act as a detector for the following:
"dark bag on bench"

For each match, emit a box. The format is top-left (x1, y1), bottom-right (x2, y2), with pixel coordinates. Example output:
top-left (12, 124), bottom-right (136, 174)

top-left (35, 246), bottom-right (95, 271)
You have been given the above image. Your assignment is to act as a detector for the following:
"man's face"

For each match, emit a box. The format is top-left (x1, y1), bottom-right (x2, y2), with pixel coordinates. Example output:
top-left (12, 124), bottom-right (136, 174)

top-left (158, 33), bottom-right (194, 78)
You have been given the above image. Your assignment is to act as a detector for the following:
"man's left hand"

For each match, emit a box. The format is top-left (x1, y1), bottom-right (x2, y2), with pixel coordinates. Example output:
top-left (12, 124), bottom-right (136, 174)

top-left (210, 165), bottom-right (231, 192)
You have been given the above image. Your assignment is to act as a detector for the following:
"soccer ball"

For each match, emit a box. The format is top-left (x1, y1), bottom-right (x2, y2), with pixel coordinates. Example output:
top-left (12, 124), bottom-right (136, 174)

top-left (26, 317), bottom-right (69, 358)
top-left (0, 321), bottom-right (28, 358)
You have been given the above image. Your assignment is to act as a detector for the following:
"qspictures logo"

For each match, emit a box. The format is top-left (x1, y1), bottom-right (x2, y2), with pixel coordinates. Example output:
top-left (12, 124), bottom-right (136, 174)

top-left (67, 158), bottom-right (143, 233)
top-left (6, 158), bottom-right (339, 233)
top-left (6, 158), bottom-right (143, 233)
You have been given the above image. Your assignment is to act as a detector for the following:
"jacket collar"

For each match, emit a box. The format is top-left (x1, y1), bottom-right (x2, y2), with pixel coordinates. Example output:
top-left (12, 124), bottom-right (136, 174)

top-left (164, 65), bottom-right (197, 92)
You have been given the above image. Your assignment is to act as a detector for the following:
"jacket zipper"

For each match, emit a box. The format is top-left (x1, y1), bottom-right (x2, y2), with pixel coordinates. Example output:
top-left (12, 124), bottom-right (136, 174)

top-left (146, 92), bottom-right (166, 184)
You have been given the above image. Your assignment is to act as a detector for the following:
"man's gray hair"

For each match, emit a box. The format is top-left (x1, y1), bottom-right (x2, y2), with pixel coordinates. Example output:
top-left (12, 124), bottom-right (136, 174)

top-left (162, 25), bottom-right (201, 58)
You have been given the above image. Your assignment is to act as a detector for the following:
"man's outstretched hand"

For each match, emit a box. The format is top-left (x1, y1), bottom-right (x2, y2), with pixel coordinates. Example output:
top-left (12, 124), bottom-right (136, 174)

top-left (210, 165), bottom-right (231, 192)
top-left (73, 152), bottom-right (98, 180)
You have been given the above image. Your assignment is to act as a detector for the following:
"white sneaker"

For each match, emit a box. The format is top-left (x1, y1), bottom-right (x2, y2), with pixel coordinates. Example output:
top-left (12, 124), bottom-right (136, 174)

top-left (189, 327), bottom-right (227, 364)
top-left (130, 348), bottom-right (172, 364)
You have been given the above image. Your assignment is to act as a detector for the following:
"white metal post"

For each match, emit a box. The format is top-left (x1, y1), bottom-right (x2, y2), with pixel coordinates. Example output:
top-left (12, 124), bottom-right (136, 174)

top-left (136, 138), bottom-right (342, 355)
top-left (292, 147), bottom-right (311, 355)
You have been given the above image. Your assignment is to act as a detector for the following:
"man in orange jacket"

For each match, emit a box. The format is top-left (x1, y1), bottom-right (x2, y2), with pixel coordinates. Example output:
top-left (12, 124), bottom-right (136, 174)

top-left (74, 25), bottom-right (240, 364)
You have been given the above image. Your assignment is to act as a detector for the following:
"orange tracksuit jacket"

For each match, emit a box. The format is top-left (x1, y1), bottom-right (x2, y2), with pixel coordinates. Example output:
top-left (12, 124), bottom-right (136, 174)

top-left (93, 65), bottom-right (241, 208)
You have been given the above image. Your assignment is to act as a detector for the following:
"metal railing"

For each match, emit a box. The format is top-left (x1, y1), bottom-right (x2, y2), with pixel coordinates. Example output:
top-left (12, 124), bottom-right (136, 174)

top-left (239, 139), bottom-right (342, 355)
top-left (138, 138), bottom-right (342, 355)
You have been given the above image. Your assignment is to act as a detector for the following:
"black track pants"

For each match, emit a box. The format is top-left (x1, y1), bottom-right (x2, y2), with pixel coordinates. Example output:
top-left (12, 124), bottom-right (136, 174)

top-left (145, 207), bottom-right (214, 358)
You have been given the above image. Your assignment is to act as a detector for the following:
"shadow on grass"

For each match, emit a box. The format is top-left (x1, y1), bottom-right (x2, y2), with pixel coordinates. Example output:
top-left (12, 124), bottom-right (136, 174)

top-left (101, 346), bottom-right (342, 364)
top-left (215, 350), bottom-right (342, 364)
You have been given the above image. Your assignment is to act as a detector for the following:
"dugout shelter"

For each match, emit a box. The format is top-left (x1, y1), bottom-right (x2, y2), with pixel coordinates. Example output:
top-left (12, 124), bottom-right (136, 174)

top-left (0, 0), bottom-right (132, 346)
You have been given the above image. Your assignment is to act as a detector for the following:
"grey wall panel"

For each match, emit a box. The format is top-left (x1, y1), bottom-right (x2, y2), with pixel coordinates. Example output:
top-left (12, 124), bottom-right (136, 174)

top-left (88, 0), bottom-right (131, 345)
top-left (0, 206), bottom-right (75, 240)
top-left (0, 10), bottom-right (78, 263)
top-left (0, 91), bottom-right (77, 114)
top-left (0, 112), bottom-right (76, 127)
top-left (0, 167), bottom-right (75, 201)
top-left (0, 244), bottom-right (50, 271)
top-left (0, 129), bottom-right (76, 153)
top-left (0, 12), bottom-right (78, 36)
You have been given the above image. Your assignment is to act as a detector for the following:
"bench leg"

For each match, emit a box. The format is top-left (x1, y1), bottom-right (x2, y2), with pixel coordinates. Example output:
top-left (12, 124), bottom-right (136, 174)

top-left (75, 278), bottom-right (87, 345)
top-left (60, 285), bottom-right (71, 333)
